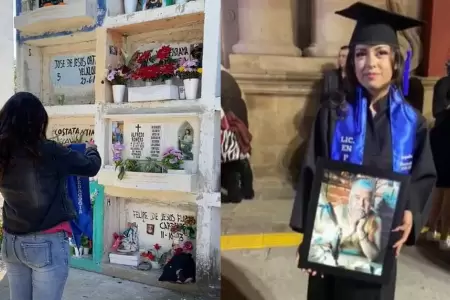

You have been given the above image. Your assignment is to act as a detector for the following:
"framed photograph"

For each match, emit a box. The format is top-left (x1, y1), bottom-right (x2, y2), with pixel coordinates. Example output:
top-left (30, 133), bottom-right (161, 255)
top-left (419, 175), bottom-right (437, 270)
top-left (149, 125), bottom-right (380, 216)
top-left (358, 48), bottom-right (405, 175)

top-left (298, 158), bottom-right (410, 284)
top-left (146, 224), bottom-right (155, 235)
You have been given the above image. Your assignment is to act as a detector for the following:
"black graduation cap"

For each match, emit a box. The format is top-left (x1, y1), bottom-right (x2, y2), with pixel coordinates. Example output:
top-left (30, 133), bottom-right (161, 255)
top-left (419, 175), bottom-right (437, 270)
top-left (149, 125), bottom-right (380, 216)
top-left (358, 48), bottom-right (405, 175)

top-left (335, 1), bottom-right (424, 46)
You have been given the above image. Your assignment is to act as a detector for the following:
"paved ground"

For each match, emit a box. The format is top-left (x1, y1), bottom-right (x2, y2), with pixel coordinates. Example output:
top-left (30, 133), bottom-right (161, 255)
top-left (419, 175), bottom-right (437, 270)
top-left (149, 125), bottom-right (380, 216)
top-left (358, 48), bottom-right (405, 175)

top-left (221, 245), bottom-right (450, 300)
top-left (0, 262), bottom-right (202, 300)
top-left (221, 199), bottom-right (293, 235)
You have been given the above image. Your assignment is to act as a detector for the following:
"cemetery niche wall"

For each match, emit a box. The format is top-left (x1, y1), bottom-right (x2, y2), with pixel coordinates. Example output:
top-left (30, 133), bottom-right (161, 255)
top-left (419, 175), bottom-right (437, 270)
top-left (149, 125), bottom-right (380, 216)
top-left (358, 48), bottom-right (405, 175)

top-left (48, 117), bottom-right (95, 143)
top-left (106, 197), bottom-right (197, 272)
top-left (97, 2), bottom-right (204, 105)
top-left (98, 114), bottom-right (200, 192)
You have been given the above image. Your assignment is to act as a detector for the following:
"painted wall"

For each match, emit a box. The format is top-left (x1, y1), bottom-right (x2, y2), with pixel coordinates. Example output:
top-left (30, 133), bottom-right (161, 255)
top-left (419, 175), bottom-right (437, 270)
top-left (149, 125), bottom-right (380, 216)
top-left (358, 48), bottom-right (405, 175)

top-left (16, 0), bottom-right (106, 44)
top-left (17, 41), bottom-right (96, 104)
top-left (48, 116), bottom-right (95, 143)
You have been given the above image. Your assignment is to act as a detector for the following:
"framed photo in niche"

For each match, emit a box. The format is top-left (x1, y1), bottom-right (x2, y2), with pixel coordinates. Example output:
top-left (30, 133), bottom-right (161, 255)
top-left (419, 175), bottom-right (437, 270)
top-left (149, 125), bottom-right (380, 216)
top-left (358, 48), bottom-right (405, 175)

top-left (298, 159), bottom-right (410, 284)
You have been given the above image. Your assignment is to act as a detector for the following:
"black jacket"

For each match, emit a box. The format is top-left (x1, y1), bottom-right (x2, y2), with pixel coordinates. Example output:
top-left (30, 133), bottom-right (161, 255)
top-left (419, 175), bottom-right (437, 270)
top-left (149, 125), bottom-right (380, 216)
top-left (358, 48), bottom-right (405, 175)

top-left (1, 141), bottom-right (101, 235)
top-left (321, 69), bottom-right (345, 103)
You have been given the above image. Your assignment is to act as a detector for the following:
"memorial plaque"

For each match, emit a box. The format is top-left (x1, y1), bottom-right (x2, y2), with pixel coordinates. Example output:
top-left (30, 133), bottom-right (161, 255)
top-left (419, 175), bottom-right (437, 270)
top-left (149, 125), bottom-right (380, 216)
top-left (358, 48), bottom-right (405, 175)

top-left (130, 124), bottom-right (145, 160)
top-left (150, 124), bottom-right (163, 159)
top-left (50, 124), bottom-right (95, 144)
top-left (50, 54), bottom-right (96, 87)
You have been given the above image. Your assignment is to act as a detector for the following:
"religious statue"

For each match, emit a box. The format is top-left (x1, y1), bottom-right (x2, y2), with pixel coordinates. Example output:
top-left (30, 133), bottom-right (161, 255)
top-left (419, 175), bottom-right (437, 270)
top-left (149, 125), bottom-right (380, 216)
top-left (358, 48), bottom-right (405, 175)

top-left (179, 128), bottom-right (194, 161)
top-left (117, 223), bottom-right (139, 253)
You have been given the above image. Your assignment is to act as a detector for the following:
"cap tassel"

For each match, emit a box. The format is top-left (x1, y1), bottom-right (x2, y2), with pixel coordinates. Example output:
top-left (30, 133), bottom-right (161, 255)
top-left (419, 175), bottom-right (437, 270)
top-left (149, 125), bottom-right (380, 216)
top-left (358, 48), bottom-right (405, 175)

top-left (402, 50), bottom-right (412, 96)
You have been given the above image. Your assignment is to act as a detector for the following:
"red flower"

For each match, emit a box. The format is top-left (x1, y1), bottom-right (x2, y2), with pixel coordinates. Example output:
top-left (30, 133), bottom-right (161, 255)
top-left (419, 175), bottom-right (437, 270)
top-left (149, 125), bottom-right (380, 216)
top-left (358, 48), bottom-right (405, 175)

top-left (135, 65), bottom-right (160, 80)
top-left (157, 45), bottom-right (171, 60)
top-left (147, 252), bottom-right (155, 261)
top-left (159, 63), bottom-right (175, 75)
top-left (183, 241), bottom-right (193, 251)
top-left (154, 243), bottom-right (161, 251)
top-left (137, 50), bottom-right (151, 63)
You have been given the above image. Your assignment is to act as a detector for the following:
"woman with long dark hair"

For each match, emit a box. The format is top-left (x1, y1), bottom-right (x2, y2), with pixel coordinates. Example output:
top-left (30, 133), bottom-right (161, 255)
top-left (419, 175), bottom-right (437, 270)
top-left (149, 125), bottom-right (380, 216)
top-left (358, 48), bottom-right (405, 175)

top-left (290, 2), bottom-right (436, 300)
top-left (0, 92), bottom-right (101, 300)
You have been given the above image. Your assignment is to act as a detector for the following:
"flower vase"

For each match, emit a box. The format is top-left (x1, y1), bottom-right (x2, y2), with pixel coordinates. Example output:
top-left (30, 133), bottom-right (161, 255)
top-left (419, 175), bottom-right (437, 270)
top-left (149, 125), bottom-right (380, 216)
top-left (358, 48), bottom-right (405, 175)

top-left (124, 0), bottom-right (138, 14)
top-left (150, 260), bottom-right (161, 269)
top-left (183, 78), bottom-right (200, 100)
top-left (112, 85), bottom-right (126, 104)
top-left (83, 247), bottom-right (90, 256)
top-left (165, 79), bottom-right (173, 85)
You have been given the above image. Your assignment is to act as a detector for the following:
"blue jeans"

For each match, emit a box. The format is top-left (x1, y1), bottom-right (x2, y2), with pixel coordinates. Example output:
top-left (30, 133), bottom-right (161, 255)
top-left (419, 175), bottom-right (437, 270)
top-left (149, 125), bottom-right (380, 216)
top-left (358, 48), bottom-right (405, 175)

top-left (1, 231), bottom-right (70, 300)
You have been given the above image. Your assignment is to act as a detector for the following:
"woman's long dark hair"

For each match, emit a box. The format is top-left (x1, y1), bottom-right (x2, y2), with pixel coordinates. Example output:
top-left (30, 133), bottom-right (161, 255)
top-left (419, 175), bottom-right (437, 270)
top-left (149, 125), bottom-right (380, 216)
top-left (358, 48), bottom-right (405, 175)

top-left (329, 45), bottom-right (405, 110)
top-left (0, 92), bottom-right (48, 179)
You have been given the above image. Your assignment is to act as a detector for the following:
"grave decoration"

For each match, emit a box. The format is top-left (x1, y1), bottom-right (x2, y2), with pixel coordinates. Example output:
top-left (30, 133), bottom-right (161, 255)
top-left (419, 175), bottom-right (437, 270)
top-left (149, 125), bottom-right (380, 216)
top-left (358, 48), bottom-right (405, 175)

top-left (128, 45), bottom-right (179, 102)
top-left (140, 243), bottom-right (163, 269)
top-left (105, 64), bottom-right (131, 104)
top-left (113, 145), bottom-right (186, 180)
top-left (109, 223), bottom-right (142, 267)
top-left (170, 215), bottom-right (196, 239)
top-left (39, 0), bottom-right (64, 8)
top-left (174, 57), bottom-right (202, 100)
top-left (161, 147), bottom-right (184, 173)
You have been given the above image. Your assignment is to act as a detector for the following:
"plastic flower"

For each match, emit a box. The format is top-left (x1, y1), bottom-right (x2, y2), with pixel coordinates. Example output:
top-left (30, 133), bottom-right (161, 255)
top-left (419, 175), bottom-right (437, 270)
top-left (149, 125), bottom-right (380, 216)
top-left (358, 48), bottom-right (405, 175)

top-left (183, 241), bottom-right (193, 251)
top-left (107, 70), bottom-right (116, 81)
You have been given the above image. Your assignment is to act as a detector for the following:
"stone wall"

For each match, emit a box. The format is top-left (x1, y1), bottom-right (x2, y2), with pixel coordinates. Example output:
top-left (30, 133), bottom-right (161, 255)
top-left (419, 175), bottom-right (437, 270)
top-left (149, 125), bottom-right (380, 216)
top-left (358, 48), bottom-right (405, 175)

top-left (223, 55), bottom-right (438, 201)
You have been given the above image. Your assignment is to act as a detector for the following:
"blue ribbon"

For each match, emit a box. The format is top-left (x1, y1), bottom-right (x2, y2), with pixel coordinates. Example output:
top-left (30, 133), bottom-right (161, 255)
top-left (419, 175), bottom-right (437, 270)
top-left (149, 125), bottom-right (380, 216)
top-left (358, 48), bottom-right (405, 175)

top-left (403, 50), bottom-right (412, 96)
top-left (67, 144), bottom-right (93, 248)
top-left (331, 87), bottom-right (417, 174)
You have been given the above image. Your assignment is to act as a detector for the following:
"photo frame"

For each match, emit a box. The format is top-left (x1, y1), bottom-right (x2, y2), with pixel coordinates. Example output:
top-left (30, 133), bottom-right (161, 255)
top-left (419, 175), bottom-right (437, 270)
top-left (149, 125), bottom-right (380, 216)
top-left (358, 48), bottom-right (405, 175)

top-left (298, 158), bottom-right (410, 284)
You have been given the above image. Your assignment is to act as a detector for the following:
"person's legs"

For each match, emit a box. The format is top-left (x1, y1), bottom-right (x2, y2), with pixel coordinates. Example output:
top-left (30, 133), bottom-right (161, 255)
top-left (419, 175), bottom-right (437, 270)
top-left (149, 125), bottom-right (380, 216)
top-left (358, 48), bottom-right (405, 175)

top-left (15, 231), bottom-right (70, 300)
top-left (2, 232), bottom-right (33, 300)
top-left (237, 158), bottom-right (255, 200)
top-left (438, 188), bottom-right (450, 249)
top-left (426, 187), bottom-right (444, 240)
top-left (428, 188), bottom-right (444, 230)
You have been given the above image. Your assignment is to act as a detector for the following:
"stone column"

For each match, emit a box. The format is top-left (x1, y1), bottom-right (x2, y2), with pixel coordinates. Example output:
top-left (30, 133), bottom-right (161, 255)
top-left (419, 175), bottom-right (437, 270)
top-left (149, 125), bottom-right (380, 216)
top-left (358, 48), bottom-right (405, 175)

top-left (0, 0), bottom-right (14, 105)
top-left (231, 0), bottom-right (302, 57)
top-left (421, 0), bottom-right (450, 77)
top-left (305, 0), bottom-right (357, 57)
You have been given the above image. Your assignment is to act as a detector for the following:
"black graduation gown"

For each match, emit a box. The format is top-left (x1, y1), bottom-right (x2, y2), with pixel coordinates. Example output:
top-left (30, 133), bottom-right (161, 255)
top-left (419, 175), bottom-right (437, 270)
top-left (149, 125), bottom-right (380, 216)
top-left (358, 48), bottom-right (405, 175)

top-left (290, 96), bottom-right (437, 300)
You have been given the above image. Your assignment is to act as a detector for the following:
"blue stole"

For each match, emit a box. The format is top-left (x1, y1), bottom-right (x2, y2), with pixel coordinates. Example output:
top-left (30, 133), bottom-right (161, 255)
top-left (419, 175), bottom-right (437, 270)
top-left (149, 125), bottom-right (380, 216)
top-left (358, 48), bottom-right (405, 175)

top-left (67, 144), bottom-right (93, 248)
top-left (331, 87), bottom-right (417, 174)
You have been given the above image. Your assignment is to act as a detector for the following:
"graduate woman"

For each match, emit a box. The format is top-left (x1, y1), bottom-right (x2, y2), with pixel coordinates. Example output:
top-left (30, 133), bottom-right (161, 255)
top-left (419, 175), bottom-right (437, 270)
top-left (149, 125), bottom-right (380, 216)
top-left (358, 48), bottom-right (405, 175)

top-left (290, 2), bottom-right (436, 300)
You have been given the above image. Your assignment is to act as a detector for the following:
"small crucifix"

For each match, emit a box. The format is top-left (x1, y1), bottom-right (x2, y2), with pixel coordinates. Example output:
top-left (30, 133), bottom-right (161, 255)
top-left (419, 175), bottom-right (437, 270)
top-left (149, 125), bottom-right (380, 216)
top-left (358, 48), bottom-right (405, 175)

top-left (135, 124), bottom-right (141, 132)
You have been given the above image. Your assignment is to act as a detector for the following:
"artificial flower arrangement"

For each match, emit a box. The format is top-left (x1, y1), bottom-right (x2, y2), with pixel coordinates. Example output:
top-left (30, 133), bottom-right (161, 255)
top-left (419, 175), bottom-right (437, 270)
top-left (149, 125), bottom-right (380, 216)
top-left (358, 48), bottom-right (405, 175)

top-left (132, 45), bottom-right (177, 84)
top-left (170, 216), bottom-right (197, 239)
top-left (112, 142), bottom-right (167, 179)
top-left (106, 64), bottom-right (131, 86)
top-left (161, 147), bottom-right (184, 171)
top-left (141, 243), bottom-right (163, 268)
top-left (174, 58), bottom-right (202, 80)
